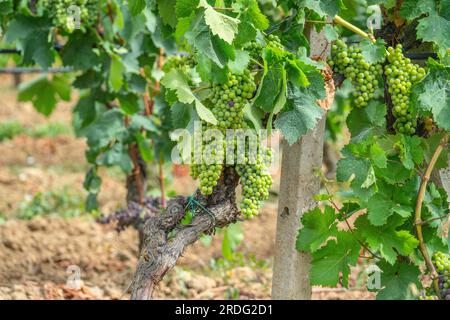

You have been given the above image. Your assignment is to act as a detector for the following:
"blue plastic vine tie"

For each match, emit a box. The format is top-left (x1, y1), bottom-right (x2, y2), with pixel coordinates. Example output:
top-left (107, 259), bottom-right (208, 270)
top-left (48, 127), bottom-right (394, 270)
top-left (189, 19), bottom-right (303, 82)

top-left (185, 195), bottom-right (216, 224)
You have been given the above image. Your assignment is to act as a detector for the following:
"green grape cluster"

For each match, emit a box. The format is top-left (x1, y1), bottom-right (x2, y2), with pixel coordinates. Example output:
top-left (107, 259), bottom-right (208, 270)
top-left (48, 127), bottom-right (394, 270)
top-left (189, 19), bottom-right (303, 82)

top-left (244, 41), bottom-right (263, 60)
top-left (40, 0), bottom-right (98, 33)
top-left (163, 55), bottom-right (196, 74)
top-left (420, 252), bottom-right (450, 300)
top-left (186, 69), bottom-right (273, 217)
top-left (209, 70), bottom-right (257, 130)
top-left (329, 40), bottom-right (383, 108)
top-left (266, 34), bottom-right (284, 50)
top-left (385, 44), bottom-right (426, 135)
top-left (236, 148), bottom-right (273, 218)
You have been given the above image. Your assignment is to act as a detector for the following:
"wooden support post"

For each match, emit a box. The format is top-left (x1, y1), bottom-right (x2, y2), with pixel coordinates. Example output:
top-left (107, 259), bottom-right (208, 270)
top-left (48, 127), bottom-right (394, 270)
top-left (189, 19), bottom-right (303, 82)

top-left (271, 26), bottom-right (330, 300)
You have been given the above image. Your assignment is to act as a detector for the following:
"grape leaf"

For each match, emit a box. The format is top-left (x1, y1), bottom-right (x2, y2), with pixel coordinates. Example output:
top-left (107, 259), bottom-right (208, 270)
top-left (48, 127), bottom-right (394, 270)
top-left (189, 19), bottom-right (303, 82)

top-left (374, 158), bottom-right (412, 184)
top-left (366, 181), bottom-right (413, 226)
top-left (185, 12), bottom-right (235, 68)
top-left (416, 13), bottom-right (450, 58)
top-left (18, 75), bottom-right (71, 117)
top-left (324, 24), bottom-right (338, 41)
top-left (109, 55), bottom-right (124, 92)
top-left (171, 102), bottom-right (193, 129)
top-left (411, 61), bottom-right (450, 131)
top-left (359, 38), bottom-right (386, 64)
top-left (296, 205), bottom-right (338, 253)
top-left (301, 0), bottom-right (345, 18)
top-left (253, 61), bottom-right (285, 112)
top-left (399, 0), bottom-right (435, 20)
top-left (274, 84), bottom-right (324, 145)
top-left (397, 135), bottom-right (424, 169)
top-left (355, 215), bottom-right (419, 265)
top-left (161, 70), bottom-right (217, 125)
top-left (176, 0), bottom-right (200, 18)
top-left (376, 261), bottom-right (421, 300)
top-left (347, 101), bottom-right (386, 142)
top-left (336, 155), bottom-right (376, 201)
top-left (98, 142), bottom-right (133, 173)
top-left (200, 0), bottom-right (239, 44)
top-left (232, 0), bottom-right (269, 30)
top-left (228, 50), bottom-right (250, 74)
top-left (310, 231), bottom-right (360, 287)
top-left (61, 32), bottom-right (99, 70)
top-left (5, 15), bottom-right (55, 68)
top-left (80, 109), bottom-right (126, 148)
top-left (369, 143), bottom-right (387, 168)
top-left (157, 0), bottom-right (177, 27)
top-left (129, 0), bottom-right (147, 16)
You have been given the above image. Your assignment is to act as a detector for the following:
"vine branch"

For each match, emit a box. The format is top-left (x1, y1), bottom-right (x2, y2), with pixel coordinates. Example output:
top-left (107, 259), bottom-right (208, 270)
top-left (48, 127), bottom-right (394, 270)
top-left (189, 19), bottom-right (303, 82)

top-left (414, 133), bottom-right (449, 297)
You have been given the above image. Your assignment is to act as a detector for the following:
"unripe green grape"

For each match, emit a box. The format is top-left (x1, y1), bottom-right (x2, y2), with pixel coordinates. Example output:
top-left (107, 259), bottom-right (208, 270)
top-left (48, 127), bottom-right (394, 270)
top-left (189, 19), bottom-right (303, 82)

top-left (385, 44), bottom-right (426, 135)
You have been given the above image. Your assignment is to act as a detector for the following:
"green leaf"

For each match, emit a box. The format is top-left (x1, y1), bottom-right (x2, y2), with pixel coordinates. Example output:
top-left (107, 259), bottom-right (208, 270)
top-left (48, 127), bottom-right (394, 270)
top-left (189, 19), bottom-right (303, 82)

top-left (359, 39), bottom-right (386, 64)
top-left (83, 168), bottom-right (102, 193)
top-left (109, 55), bottom-right (124, 92)
top-left (347, 100), bottom-right (386, 142)
top-left (397, 135), bottom-right (424, 169)
top-left (411, 61), bottom-right (450, 130)
top-left (416, 13), bottom-right (450, 58)
top-left (161, 70), bottom-right (217, 125)
top-left (399, 0), bottom-right (435, 20)
top-left (296, 206), bottom-right (338, 253)
top-left (253, 61), bottom-right (285, 112)
top-left (176, 0), bottom-right (200, 18)
top-left (18, 75), bottom-right (71, 117)
top-left (118, 93), bottom-right (140, 115)
top-left (228, 50), bottom-right (250, 74)
top-left (336, 155), bottom-right (375, 201)
top-left (302, 0), bottom-right (345, 18)
top-left (366, 181), bottom-right (413, 226)
top-left (5, 16), bottom-right (54, 68)
top-left (324, 24), bottom-right (338, 41)
top-left (376, 261), bottom-right (421, 300)
top-left (185, 12), bottom-right (235, 68)
top-left (80, 109), bottom-right (125, 148)
top-left (171, 102), bottom-right (193, 129)
top-left (374, 157), bottom-right (413, 184)
top-left (355, 215), bottom-right (419, 265)
top-left (161, 69), bottom-right (197, 104)
top-left (61, 32), bottom-right (99, 70)
top-left (129, 0), bottom-right (147, 16)
top-left (310, 231), bottom-right (360, 287)
top-left (232, 0), bottom-right (269, 30)
top-left (98, 142), bottom-right (133, 173)
top-left (157, 0), bottom-right (177, 27)
top-left (274, 85), bottom-right (324, 145)
top-left (369, 143), bottom-right (387, 168)
top-left (136, 133), bottom-right (153, 162)
top-left (200, 0), bottom-right (239, 44)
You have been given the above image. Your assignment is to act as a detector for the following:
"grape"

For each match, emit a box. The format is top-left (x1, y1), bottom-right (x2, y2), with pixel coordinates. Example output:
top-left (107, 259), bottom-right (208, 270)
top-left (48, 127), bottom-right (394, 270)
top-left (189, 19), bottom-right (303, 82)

top-left (424, 117), bottom-right (434, 132)
top-left (186, 68), bottom-right (273, 217)
top-left (163, 55), bottom-right (196, 74)
top-left (40, 0), bottom-right (98, 33)
top-left (236, 148), bottom-right (273, 218)
top-left (329, 40), bottom-right (383, 108)
top-left (385, 44), bottom-right (426, 135)
top-left (244, 34), bottom-right (284, 62)
top-left (421, 251), bottom-right (450, 300)
top-left (209, 70), bottom-right (256, 130)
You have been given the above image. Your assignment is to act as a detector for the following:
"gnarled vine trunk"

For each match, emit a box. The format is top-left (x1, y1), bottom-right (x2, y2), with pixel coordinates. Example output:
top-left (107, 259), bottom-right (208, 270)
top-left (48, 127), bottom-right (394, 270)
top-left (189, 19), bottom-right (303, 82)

top-left (130, 168), bottom-right (241, 300)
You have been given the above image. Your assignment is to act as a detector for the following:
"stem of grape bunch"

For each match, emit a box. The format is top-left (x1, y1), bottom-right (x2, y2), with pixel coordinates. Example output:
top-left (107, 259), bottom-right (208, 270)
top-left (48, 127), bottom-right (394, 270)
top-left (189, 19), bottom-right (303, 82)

top-left (333, 15), bottom-right (376, 43)
top-left (415, 133), bottom-right (449, 296)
